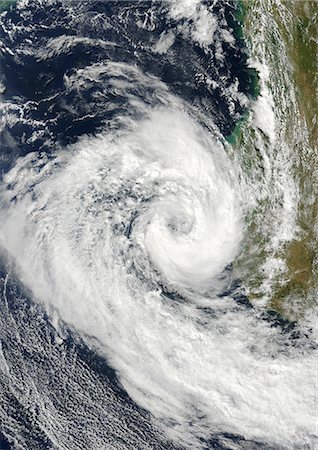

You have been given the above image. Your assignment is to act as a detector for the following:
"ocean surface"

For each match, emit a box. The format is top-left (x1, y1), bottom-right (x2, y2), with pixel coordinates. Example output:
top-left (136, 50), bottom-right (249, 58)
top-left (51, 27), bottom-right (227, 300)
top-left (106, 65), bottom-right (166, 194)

top-left (0, 1), bottom-right (317, 449)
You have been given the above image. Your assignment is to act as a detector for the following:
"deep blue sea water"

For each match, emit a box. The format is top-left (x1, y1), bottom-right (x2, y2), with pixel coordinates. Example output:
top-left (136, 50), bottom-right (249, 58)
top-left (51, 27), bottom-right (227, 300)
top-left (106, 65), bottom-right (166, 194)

top-left (0, 2), bottom-right (297, 449)
top-left (0, 1), bottom-right (256, 168)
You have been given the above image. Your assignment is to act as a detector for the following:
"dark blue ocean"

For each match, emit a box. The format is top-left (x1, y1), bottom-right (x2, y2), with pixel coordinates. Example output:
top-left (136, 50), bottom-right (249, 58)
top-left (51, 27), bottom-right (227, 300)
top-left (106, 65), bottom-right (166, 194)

top-left (0, 2), bottom-right (294, 450)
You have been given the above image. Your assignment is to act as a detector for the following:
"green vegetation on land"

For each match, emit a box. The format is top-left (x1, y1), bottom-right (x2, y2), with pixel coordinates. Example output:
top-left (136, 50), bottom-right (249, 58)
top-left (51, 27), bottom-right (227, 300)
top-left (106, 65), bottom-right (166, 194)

top-left (270, 0), bottom-right (317, 317)
top-left (238, 0), bottom-right (317, 319)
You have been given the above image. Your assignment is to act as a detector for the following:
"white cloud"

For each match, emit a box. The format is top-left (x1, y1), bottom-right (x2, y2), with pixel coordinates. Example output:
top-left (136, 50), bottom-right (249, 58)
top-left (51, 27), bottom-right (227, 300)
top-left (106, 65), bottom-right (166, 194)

top-left (0, 62), bottom-right (316, 450)
top-left (167, 0), bottom-right (218, 47)
top-left (153, 30), bottom-right (175, 54)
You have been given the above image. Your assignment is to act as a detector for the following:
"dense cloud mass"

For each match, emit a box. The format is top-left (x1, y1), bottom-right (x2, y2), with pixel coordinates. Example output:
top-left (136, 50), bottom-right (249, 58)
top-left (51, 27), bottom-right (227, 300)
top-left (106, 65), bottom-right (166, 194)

top-left (0, 1), bottom-right (317, 450)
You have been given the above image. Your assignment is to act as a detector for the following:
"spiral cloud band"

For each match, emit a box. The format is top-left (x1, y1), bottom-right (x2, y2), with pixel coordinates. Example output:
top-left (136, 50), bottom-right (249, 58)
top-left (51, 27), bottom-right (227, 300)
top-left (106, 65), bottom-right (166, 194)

top-left (0, 60), bottom-right (316, 450)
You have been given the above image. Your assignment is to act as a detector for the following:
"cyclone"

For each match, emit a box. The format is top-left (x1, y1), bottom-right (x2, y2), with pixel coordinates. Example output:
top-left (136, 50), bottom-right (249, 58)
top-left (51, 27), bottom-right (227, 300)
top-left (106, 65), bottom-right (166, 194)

top-left (0, 1), bottom-right (317, 450)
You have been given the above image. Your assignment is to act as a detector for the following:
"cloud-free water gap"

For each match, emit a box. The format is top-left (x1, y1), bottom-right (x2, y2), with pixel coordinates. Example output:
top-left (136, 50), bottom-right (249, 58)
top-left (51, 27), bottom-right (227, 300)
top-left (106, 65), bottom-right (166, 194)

top-left (0, 1), bottom-right (316, 450)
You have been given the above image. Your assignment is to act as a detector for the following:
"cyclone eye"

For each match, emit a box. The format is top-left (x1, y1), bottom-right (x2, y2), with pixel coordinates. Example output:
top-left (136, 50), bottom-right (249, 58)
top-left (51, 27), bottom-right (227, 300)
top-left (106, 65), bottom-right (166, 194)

top-left (0, 1), bottom-right (315, 449)
top-left (167, 217), bottom-right (188, 234)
